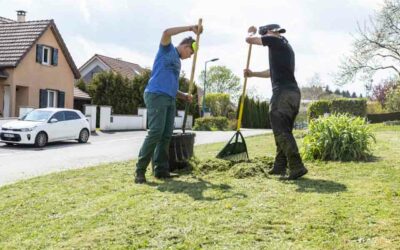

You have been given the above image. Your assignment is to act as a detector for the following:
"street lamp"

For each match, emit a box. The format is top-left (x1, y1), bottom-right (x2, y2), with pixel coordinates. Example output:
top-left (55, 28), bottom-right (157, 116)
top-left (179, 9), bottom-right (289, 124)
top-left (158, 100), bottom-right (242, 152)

top-left (202, 58), bottom-right (219, 117)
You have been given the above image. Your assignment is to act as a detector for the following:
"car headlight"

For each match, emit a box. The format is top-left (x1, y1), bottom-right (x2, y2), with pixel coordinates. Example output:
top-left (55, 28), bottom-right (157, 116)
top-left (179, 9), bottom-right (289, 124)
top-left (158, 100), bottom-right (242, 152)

top-left (20, 127), bottom-right (35, 132)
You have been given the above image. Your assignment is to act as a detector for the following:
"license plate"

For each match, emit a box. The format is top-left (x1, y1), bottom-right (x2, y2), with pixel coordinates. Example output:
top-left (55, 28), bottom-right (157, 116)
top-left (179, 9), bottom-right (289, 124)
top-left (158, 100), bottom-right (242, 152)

top-left (3, 133), bottom-right (15, 138)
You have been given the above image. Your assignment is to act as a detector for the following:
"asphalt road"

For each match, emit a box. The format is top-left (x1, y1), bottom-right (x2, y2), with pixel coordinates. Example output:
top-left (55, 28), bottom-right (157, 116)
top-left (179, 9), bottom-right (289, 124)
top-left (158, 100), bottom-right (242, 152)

top-left (0, 129), bottom-right (271, 186)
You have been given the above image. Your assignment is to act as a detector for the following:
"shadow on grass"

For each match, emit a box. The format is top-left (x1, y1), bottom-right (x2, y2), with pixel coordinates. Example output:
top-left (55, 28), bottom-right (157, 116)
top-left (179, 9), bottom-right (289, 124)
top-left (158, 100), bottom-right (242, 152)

top-left (291, 178), bottom-right (347, 193)
top-left (148, 177), bottom-right (247, 201)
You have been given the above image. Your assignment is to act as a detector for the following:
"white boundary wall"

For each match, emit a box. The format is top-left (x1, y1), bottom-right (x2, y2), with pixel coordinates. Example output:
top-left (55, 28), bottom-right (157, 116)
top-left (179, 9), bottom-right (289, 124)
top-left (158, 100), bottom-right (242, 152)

top-left (99, 106), bottom-right (192, 131)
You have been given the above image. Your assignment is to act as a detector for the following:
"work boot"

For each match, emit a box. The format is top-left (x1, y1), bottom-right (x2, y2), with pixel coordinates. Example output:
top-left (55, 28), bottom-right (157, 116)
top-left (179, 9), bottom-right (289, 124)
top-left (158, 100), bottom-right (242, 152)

top-left (287, 166), bottom-right (308, 180)
top-left (268, 166), bottom-right (287, 176)
top-left (134, 172), bottom-right (146, 184)
top-left (154, 171), bottom-right (172, 179)
top-left (269, 150), bottom-right (287, 176)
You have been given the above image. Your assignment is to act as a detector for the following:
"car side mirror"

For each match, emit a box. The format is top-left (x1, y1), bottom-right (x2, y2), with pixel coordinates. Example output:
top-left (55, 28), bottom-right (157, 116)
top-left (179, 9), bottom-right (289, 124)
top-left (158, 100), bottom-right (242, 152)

top-left (50, 118), bottom-right (58, 123)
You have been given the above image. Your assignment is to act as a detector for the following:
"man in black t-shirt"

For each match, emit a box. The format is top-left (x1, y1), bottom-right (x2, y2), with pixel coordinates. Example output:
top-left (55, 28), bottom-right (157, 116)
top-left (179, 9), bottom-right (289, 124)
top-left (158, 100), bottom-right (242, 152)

top-left (244, 24), bottom-right (308, 180)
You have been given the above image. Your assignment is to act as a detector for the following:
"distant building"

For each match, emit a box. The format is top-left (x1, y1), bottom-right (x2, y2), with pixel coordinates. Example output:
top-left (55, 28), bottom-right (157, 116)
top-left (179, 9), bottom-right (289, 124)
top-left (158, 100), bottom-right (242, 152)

top-left (79, 54), bottom-right (145, 84)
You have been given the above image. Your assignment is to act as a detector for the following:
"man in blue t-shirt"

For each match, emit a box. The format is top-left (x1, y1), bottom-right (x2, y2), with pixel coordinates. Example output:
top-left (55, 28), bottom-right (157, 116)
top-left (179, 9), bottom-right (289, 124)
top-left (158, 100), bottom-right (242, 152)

top-left (135, 24), bottom-right (203, 184)
top-left (244, 24), bottom-right (308, 180)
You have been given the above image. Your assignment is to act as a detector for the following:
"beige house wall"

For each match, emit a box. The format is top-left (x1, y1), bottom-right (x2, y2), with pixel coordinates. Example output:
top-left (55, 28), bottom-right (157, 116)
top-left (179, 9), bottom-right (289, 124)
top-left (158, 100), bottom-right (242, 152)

top-left (10, 26), bottom-right (75, 116)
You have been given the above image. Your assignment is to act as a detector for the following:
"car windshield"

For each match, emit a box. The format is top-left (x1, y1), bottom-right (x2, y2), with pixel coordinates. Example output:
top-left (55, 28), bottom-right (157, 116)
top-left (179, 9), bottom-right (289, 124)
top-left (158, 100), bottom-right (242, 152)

top-left (22, 110), bottom-right (53, 122)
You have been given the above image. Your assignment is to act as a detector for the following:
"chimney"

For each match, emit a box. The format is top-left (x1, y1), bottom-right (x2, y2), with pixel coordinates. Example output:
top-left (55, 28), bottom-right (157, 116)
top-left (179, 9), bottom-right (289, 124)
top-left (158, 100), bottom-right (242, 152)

top-left (16, 10), bottom-right (27, 22)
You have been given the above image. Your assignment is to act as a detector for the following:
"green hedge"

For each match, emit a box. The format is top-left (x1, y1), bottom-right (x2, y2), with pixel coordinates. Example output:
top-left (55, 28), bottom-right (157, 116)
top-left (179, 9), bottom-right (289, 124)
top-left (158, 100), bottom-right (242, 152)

top-left (193, 116), bottom-right (229, 131)
top-left (307, 98), bottom-right (367, 121)
top-left (307, 100), bottom-right (330, 121)
top-left (367, 112), bottom-right (400, 123)
top-left (238, 96), bottom-right (270, 129)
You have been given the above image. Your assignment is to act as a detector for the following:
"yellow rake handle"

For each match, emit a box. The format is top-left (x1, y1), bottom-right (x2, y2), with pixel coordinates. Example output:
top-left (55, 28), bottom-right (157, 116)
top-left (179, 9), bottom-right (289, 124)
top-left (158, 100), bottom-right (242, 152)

top-left (188, 18), bottom-right (202, 94)
top-left (182, 18), bottom-right (202, 133)
top-left (236, 43), bottom-right (252, 131)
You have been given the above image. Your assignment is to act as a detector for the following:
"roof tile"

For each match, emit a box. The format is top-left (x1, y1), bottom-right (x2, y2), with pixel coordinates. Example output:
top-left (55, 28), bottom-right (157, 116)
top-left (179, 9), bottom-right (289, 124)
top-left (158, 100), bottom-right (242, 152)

top-left (96, 54), bottom-right (145, 79)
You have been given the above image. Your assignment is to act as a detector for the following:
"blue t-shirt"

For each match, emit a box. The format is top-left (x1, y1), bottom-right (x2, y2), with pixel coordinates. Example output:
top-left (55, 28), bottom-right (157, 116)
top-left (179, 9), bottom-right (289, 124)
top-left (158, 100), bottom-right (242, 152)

top-left (145, 43), bottom-right (181, 98)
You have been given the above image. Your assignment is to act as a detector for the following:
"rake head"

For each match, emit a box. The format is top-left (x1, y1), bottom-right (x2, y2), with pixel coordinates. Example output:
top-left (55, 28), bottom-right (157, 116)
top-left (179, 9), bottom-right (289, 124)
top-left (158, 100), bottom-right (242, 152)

top-left (216, 131), bottom-right (249, 161)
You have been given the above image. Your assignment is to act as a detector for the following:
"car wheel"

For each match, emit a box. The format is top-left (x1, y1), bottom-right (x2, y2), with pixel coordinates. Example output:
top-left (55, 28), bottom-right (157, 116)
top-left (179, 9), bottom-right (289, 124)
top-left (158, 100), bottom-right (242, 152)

top-left (78, 129), bottom-right (89, 143)
top-left (35, 132), bottom-right (47, 148)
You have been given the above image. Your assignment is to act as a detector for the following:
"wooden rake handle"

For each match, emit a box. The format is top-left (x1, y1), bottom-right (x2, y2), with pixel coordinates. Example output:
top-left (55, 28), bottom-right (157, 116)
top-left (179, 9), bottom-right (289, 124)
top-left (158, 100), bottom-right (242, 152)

top-left (182, 18), bottom-right (202, 133)
top-left (236, 43), bottom-right (252, 131)
top-left (188, 18), bottom-right (202, 94)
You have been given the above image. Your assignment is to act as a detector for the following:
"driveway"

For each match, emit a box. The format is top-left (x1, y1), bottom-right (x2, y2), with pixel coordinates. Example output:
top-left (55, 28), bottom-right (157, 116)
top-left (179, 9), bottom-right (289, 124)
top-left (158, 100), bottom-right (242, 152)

top-left (0, 129), bottom-right (271, 186)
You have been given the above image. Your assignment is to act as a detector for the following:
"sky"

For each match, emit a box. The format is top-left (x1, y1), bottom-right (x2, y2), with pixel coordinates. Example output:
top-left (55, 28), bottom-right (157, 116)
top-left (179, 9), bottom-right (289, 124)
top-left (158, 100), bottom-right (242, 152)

top-left (1, 0), bottom-right (386, 100)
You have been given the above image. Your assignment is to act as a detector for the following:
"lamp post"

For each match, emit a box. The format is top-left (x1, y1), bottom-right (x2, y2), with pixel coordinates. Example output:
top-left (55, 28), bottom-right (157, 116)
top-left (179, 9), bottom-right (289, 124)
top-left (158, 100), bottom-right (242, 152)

top-left (202, 58), bottom-right (219, 117)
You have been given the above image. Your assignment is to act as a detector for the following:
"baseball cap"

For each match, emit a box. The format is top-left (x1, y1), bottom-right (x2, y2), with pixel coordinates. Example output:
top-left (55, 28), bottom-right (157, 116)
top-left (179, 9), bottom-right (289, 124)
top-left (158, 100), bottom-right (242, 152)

top-left (258, 24), bottom-right (286, 35)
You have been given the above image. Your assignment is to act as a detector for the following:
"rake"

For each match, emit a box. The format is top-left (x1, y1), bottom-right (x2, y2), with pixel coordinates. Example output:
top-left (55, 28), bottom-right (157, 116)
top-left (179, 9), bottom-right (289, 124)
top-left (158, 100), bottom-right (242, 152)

top-left (216, 40), bottom-right (253, 161)
top-left (182, 18), bottom-right (202, 134)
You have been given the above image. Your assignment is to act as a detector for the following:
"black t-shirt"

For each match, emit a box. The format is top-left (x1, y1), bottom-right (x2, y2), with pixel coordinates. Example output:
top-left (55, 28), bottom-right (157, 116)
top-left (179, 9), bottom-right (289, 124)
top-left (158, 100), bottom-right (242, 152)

top-left (261, 35), bottom-right (299, 93)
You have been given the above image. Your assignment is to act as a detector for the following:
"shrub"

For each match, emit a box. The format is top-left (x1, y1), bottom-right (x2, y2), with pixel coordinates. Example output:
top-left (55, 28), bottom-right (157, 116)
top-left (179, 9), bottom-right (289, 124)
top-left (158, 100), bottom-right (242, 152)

top-left (367, 112), bottom-right (400, 123)
top-left (367, 101), bottom-right (386, 114)
top-left (330, 99), bottom-right (367, 117)
top-left (205, 93), bottom-right (232, 117)
top-left (307, 100), bottom-right (330, 120)
top-left (193, 116), bottom-right (229, 131)
top-left (307, 98), bottom-right (367, 121)
top-left (301, 113), bottom-right (375, 161)
top-left (385, 87), bottom-right (400, 112)
top-left (75, 78), bottom-right (87, 92)
top-left (239, 96), bottom-right (270, 129)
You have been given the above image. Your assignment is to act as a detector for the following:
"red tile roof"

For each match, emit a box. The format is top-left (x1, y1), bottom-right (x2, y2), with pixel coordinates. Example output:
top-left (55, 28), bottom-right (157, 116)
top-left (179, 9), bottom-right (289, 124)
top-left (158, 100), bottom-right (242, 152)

top-left (0, 17), bottom-right (80, 78)
top-left (81, 54), bottom-right (145, 80)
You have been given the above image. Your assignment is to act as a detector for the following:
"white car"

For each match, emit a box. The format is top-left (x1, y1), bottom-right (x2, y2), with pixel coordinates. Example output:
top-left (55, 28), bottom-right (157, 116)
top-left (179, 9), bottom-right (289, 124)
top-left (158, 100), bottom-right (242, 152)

top-left (0, 108), bottom-right (90, 147)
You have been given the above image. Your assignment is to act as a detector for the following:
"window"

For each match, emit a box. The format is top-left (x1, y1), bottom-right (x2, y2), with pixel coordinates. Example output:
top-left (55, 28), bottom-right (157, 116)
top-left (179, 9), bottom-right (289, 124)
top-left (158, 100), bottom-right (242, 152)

top-left (36, 45), bottom-right (58, 66)
top-left (42, 46), bottom-right (51, 65)
top-left (51, 111), bottom-right (66, 122)
top-left (65, 111), bottom-right (81, 120)
top-left (47, 90), bottom-right (57, 108)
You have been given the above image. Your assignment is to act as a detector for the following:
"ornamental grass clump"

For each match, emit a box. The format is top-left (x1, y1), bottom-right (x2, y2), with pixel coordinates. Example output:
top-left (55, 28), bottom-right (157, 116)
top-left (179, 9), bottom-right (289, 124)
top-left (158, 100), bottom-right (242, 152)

top-left (301, 113), bottom-right (375, 161)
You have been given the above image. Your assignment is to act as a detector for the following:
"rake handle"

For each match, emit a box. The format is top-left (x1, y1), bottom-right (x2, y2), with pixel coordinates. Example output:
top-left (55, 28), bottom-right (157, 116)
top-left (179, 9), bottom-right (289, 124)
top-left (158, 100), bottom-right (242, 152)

top-left (182, 18), bottom-right (202, 133)
top-left (236, 43), bottom-right (252, 131)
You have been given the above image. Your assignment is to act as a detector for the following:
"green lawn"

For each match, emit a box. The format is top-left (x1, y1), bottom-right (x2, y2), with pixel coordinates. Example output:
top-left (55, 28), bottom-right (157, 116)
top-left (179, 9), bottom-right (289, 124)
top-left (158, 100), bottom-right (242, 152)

top-left (0, 125), bottom-right (400, 249)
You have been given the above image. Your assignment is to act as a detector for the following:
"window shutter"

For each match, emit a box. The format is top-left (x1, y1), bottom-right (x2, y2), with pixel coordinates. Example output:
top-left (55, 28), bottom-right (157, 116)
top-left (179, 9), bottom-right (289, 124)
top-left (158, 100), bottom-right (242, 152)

top-left (52, 48), bottom-right (58, 66)
top-left (39, 89), bottom-right (48, 108)
top-left (58, 91), bottom-right (65, 108)
top-left (36, 44), bottom-right (43, 63)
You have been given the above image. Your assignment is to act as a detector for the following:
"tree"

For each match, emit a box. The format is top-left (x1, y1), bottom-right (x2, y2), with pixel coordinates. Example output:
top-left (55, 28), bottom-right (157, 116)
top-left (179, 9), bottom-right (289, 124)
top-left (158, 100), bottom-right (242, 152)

top-left (301, 74), bottom-right (325, 100)
top-left (351, 92), bottom-right (358, 98)
top-left (337, 0), bottom-right (400, 85)
top-left (205, 93), bottom-right (232, 117)
top-left (325, 85), bottom-right (333, 94)
top-left (334, 89), bottom-right (341, 96)
top-left (75, 79), bottom-right (87, 92)
top-left (371, 77), bottom-right (399, 107)
top-left (88, 72), bottom-right (135, 114)
top-left (386, 87), bottom-right (400, 111)
top-left (199, 65), bottom-right (241, 102)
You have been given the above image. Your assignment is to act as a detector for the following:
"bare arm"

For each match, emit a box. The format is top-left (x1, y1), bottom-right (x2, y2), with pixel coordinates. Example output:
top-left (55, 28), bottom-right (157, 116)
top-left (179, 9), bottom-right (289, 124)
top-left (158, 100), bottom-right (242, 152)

top-left (244, 69), bottom-right (270, 78)
top-left (161, 25), bottom-right (203, 46)
top-left (245, 36), bottom-right (263, 46)
top-left (177, 90), bottom-right (193, 103)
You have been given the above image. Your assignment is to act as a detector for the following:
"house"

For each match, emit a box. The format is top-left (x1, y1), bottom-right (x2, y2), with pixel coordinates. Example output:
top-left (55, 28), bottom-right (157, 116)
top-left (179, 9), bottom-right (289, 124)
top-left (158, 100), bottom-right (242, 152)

top-left (0, 11), bottom-right (80, 118)
top-left (79, 54), bottom-right (144, 84)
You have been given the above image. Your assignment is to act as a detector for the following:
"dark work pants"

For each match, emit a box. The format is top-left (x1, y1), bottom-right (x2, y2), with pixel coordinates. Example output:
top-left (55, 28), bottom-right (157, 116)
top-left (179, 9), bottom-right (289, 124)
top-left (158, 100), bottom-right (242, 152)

top-left (269, 88), bottom-right (304, 171)
top-left (136, 92), bottom-right (176, 175)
